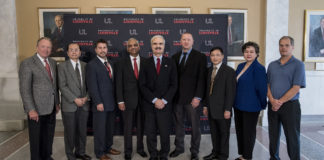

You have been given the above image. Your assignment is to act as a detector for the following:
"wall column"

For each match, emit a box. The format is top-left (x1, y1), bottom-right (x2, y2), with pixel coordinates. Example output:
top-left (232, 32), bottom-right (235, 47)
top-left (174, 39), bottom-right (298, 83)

top-left (263, 0), bottom-right (290, 126)
top-left (0, 0), bottom-right (25, 131)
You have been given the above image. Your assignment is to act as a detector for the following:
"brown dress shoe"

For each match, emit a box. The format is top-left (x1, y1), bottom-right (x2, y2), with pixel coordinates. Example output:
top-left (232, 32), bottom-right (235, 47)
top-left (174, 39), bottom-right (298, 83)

top-left (99, 154), bottom-right (111, 160)
top-left (108, 148), bottom-right (121, 155)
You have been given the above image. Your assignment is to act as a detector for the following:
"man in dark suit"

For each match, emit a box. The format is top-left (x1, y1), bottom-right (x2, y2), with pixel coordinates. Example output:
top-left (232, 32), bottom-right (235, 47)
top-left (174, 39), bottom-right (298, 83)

top-left (50, 14), bottom-right (65, 57)
top-left (19, 37), bottom-right (60, 160)
top-left (139, 35), bottom-right (178, 160)
top-left (310, 17), bottom-right (324, 57)
top-left (58, 43), bottom-right (91, 160)
top-left (202, 47), bottom-right (236, 160)
top-left (115, 38), bottom-right (148, 160)
top-left (170, 32), bottom-right (207, 160)
top-left (86, 39), bottom-right (121, 160)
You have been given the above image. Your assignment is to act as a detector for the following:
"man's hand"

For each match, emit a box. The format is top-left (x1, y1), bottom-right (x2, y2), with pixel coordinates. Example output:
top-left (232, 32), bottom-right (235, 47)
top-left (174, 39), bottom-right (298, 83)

top-left (270, 99), bottom-right (283, 111)
top-left (224, 111), bottom-right (231, 119)
top-left (203, 107), bottom-right (208, 117)
top-left (118, 103), bottom-right (126, 111)
top-left (191, 98), bottom-right (200, 108)
top-left (97, 103), bottom-right (104, 112)
top-left (28, 110), bottom-right (39, 122)
top-left (74, 98), bottom-right (84, 107)
top-left (154, 99), bottom-right (165, 109)
top-left (56, 104), bottom-right (60, 114)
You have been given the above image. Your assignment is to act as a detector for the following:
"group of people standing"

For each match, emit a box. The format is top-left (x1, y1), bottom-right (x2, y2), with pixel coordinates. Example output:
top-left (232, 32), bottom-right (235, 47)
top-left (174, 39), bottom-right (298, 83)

top-left (19, 33), bottom-right (305, 160)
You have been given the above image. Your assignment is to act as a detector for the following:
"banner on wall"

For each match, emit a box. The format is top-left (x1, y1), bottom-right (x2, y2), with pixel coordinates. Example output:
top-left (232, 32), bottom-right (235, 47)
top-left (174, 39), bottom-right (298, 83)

top-left (64, 14), bottom-right (228, 134)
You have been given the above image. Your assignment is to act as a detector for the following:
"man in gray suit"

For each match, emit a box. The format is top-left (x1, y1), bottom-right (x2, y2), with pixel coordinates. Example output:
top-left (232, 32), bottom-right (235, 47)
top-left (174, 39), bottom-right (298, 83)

top-left (58, 43), bottom-right (91, 160)
top-left (19, 37), bottom-right (60, 160)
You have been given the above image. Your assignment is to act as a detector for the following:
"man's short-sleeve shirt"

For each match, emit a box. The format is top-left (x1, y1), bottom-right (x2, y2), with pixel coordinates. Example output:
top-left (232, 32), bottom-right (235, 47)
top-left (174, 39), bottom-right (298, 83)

top-left (267, 56), bottom-right (306, 100)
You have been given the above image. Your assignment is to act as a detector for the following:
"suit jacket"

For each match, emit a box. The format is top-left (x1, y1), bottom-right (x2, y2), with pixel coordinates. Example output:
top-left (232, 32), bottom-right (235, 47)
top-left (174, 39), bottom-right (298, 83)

top-left (139, 56), bottom-right (178, 112)
top-left (58, 60), bottom-right (89, 112)
top-left (234, 59), bottom-right (267, 112)
top-left (86, 57), bottom-right (116, 112)
top-left (205, 63), bottom-right (236, 119)
top-left (310, 27), bottom-right (324, 57)
top-left (172, 49), bottom-right (207, 105)
top-left (116, 56), bottom-right (145, 110)
top-left (19, 54), bottom-right (59, 115)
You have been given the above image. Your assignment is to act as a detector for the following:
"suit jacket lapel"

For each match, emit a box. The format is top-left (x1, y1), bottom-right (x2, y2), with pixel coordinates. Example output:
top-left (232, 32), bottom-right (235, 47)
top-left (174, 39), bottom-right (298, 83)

top-left (81, 62), bottom-right (86, 87)
top-left (126, 56), bottom-right (137, 80)
top-left (67, 61), bottom-right (81, 89)
top-left (32, 54), bottom-right (52, 83)
top-left (214, 64), bottom-right (225, 82)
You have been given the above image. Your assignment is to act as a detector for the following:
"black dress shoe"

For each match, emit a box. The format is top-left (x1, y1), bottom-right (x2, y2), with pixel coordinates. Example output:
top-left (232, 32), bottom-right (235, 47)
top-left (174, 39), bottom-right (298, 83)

top-left (169, 150), bottom-right (184, 157)
top-left (137, 151), bottom-right (148, 157)
top-left (75, 154), bottom-right (92, 160)
top-left (203, 153), bottom-right (218, 160)
top-left (191, 154), bottom-right (199, 160)
top-left (125, 154), bottom-right (131, 160)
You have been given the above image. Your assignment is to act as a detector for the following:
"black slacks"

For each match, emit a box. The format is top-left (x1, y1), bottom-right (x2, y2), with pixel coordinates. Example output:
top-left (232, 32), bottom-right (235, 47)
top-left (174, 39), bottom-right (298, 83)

top-left (145, 109), bottom-right (171, 159)
top-left (62, 107), bottom-right (89, 160)
top-left (234, 108), bottom-right (260, 159)
top-left (173, 104), bottom-right (201, 154)
top-left (28, 109), bottom-right (56, 160)
top-left (122, 105), bottom-right (145, 155)
top-left (208, 117), bottom-right (231, 160)
top-left (268, 100), bottom-right (301, 160)
top-left (93, 111), bottom-right (115, 158)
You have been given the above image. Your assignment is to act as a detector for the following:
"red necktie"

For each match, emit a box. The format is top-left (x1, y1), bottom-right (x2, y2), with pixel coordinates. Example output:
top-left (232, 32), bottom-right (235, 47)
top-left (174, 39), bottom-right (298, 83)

top-left (44, 59), bottom-right (53, 82)
top-left (156, 58), bottom-right (161, 75)
top-left (133, 57), bottom-right (139, 79)
top-left (104, 61), bottom-right (112, 79)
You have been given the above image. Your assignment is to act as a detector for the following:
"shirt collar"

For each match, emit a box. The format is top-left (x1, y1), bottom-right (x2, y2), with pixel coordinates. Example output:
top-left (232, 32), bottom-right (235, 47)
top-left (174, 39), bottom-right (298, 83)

top-left (276, 55), bottom-right (296, 65)
top-left (182, 48), bottom-right (192, 55)
top-left (130, 54), bottom-right (140, 60)
top-left (70, 59), bottom-right (80, 67)
top-left (213, 62), bottom-right (222, 69)
top-left (36, 53), bottom-right (48, 63)
top-left (97, 55), bottom-right (107, 64)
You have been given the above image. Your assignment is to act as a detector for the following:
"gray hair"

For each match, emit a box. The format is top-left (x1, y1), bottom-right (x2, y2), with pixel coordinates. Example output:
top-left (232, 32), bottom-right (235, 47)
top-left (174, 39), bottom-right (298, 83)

top-left (150, 35), bottom-right (165, 44)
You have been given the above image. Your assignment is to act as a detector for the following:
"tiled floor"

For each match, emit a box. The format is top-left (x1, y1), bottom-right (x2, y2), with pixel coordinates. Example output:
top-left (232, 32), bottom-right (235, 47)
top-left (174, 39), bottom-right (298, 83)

top-left (1, 116), bottom-right (324, 160)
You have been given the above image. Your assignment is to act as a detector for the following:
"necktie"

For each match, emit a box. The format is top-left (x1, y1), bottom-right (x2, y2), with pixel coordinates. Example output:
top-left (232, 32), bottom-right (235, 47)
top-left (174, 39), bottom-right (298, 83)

top-left (228, 26), bottom-right (232, 45)
top-left (133, 57), bottom-right (139, 79)
top-left (209, 66), bottom-right (217, 96)
top-left (44, 59), bottom-right (53, 82)
top-left (156, 58), bottom-right (161, 75)
top-left (179, 52), bottom-right (187, 73)
top-left (104, 61), bottom-right (112, 79)
top-left (75, 63), bottom-right (82, 87)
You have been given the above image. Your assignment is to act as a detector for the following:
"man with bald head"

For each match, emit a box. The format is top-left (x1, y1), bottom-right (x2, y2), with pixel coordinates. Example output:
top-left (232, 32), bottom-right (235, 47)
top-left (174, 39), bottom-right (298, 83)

top-left (116, 38), bottom-right (148, 160)
top-left (139, 35), bottom-right (178, 160)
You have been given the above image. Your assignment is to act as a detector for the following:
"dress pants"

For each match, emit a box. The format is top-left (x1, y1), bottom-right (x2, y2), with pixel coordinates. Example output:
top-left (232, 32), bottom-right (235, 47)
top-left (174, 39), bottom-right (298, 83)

top-left (28, 109), bottom-right (56, 160)
top-left (122, 105), bottom-right (145, 155)
top-left (93, 111), bottom-right (115, 158)
top-left (62, 107), bottom-right (89, 160)
top-left (234, 108), bottom-right (260, 159)
top-left (145, 109), bottom-right (171, 159)
top-left (208, 117), bottom-right (231, 160)
top-left (268, 100), bottom-right (301, 160)
top-left (173, 104), bottom-right (201, 154)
